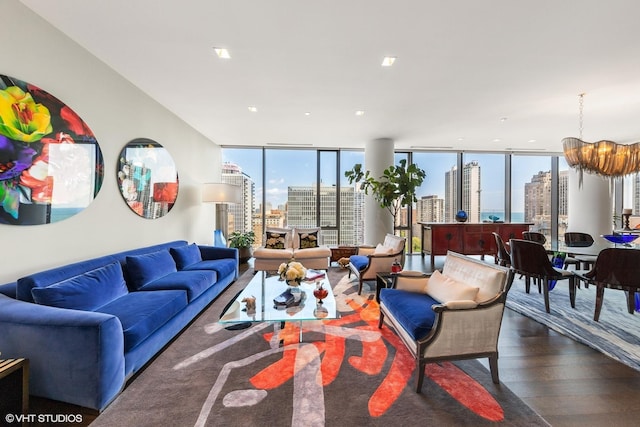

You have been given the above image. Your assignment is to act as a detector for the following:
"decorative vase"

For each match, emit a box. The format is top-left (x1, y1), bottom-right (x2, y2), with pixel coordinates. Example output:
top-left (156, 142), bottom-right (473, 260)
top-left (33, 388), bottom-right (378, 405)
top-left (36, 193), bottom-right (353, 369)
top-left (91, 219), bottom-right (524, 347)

top-left (287, 279), bottom-right (301, 288)
top-left (455, 210), bottom-right (468, 223)
top-left (313, 284), bottom-right (329, 303)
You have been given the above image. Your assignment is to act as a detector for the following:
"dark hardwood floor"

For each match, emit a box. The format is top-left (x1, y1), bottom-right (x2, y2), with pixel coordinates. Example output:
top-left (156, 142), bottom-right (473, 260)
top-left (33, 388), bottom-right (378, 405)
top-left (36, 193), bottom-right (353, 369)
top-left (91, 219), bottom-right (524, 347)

top-left (405, 253), bottom-right (640, 427)
top-left (28, 255), bottom-right (640, 426)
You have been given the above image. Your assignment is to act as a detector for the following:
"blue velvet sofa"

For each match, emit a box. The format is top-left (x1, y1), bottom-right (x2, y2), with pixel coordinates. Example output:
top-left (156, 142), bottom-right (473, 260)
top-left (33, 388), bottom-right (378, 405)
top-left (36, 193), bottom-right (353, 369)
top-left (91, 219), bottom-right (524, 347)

top-left (0, 240), bottom-right (238, 411)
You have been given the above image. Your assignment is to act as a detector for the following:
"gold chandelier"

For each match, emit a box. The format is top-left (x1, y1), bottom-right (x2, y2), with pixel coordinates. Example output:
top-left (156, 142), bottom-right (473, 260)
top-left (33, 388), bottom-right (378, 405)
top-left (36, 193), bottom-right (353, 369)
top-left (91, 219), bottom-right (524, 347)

top-left (562, 93), bottom-right (640, 178)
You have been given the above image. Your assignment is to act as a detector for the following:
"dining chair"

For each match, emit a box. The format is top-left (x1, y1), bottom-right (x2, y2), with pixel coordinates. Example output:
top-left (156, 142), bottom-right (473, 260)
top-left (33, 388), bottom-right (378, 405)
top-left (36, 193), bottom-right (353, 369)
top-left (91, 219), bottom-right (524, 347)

top-left (492, 232), bottom-right (511, 267)
top-left (564, 232), bottom-right (597, 270)
top-left (522, 231), bottom-right (546, 244)
top-left (522, 231), bottom-right (580, 270)
top-left (576, 248), bottom-right (640, 321)
top-left (509, 239), bottom-right (577, 314)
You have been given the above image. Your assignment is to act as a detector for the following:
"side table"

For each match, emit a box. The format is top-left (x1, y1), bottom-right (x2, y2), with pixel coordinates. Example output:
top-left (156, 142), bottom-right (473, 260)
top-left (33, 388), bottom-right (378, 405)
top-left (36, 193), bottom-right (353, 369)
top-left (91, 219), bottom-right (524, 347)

top-left (0, 358), bottom-right (29, 422)
top-left (329, 246), bottom-right (358, 265)
top-left (376, 273), bottom-right (397, 302)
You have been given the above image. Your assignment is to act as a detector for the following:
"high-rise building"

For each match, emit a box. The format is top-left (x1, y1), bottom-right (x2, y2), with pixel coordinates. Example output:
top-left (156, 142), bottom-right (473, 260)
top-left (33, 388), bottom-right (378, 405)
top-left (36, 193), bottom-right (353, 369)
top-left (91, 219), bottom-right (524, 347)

top-left (221, 162), bottom-right (255, 234)
top-left (417, 195), bottom-right (445, 223)
top-left (287, 185), bottom-right (362, 245)
top-left (444, 161), bottom-right (481, 222)
top-left (524, 170), bottom-right (569, 237)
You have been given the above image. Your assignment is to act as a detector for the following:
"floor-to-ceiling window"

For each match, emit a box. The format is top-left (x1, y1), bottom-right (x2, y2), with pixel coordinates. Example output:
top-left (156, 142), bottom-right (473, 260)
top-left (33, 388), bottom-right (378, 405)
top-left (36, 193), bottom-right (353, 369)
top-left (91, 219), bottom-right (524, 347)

top-left (222, 147), bottom-right (575, 253)
top-left (512, 155), bottom-right (554, 248)
top-left (462, 153), bottom-right (506, 224)
top-left (339, 151), bottom-right (365, 245)
top-left (412, 152), bottom-right (458, 251)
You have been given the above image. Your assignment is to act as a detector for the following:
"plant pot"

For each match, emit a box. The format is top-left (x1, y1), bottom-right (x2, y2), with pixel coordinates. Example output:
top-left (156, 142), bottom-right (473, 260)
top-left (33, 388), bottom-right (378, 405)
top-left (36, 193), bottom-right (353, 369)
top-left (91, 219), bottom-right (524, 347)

top-left (237, 247), bottom-right (253, 264)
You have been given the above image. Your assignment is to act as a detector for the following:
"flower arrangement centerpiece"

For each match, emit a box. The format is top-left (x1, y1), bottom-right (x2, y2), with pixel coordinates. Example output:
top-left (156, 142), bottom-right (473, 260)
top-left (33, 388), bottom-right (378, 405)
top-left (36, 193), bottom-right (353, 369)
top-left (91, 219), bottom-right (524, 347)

top-left (278, 261), bottom-right (307, 288)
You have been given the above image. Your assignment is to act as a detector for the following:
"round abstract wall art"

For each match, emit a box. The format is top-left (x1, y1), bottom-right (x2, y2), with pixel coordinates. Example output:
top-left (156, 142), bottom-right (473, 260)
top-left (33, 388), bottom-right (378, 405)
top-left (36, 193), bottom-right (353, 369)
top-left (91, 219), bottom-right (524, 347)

top-left (0, 74), bottom-right (104, 225)
top-left (117, 138), bottom-right (178, 219)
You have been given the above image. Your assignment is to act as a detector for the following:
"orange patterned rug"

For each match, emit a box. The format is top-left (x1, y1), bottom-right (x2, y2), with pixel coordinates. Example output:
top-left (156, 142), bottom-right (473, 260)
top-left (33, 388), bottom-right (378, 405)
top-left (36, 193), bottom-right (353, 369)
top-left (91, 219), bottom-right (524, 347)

top-left (92, 268), bottom-right (549, 427)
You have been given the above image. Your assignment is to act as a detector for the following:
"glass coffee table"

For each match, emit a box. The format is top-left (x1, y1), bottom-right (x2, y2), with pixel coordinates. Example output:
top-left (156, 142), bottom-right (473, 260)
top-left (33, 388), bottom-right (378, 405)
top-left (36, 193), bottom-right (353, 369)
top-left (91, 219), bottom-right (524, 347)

top-left (219, 271), bottom-right (338, 342)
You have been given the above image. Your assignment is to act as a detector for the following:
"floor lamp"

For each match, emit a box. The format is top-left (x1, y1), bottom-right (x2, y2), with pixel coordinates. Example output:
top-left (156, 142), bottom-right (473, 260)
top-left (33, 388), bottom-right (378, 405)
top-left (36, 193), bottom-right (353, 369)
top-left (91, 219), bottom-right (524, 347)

top-left (202, 183), bottom-right (242, 247)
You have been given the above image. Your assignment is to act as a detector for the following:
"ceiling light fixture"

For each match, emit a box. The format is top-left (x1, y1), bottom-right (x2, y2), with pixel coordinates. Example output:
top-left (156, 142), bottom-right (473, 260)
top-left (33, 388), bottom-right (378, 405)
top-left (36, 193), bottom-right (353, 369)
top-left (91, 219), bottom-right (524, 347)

top-left (381, 56), bottom-right (396, 67)
top-left (304, 112), bottom-right (311, 116)
top-left (213, 48), bottom-right (231, 59)
top-left (355, 110), bottom-right (365, 116)
top-left (562, 93), bottom-right (640, 181)
top-left (247, 106), bottom-right (257, 112)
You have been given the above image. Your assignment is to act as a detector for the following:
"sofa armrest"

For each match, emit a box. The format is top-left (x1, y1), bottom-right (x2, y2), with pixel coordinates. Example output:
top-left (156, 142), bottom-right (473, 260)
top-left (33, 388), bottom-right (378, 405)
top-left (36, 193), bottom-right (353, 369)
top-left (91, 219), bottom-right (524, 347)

top-left (0, 281), bottom-right (16, 297)
top-left (441, 300), bottom-right (478, 310)
top-left (357, 245), bottom-right (376, 255)
top-left (0, 294), bottom-right (125, 410)
top-left (198, 245), bottom-right (239, 262)
top-left (419, 298), bottom-right (506, 358)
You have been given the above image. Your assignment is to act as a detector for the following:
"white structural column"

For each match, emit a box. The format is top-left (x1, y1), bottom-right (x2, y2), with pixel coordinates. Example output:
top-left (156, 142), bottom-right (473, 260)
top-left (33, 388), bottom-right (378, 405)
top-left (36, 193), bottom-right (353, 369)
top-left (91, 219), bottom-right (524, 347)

top-left (567, 169), bottom-right (613, 251)
top-left (364, 138), bottom-right (394, 244)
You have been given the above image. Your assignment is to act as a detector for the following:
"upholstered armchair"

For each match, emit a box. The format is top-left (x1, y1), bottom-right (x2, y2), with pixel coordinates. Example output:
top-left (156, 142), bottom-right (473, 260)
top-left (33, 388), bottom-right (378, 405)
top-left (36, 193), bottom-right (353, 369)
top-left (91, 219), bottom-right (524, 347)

top-left (348, 234), bottom-right (406, 294)
top-left (378, 252), bottom-right (514, 393)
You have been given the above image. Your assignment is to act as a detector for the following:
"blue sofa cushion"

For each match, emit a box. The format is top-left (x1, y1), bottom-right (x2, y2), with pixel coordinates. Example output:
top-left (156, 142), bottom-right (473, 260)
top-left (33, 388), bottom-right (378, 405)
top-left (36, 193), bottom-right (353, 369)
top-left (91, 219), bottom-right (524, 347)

top-left (138, 270), bottom-right (216, 302)
top-left (31, 262), bottom-right (128, 311)
top-left (350, 255), bottom-right (370, 271)
top-left (95, 290), bottom-right (187, 352)
top-left (126, 250), bottom-right (177, 290)
top-left (379, 288), bottom-right (439, 341)
top-left (182, 258), bottom-right (236, 278)
top-left (170, 243), bottom-right (202, 270)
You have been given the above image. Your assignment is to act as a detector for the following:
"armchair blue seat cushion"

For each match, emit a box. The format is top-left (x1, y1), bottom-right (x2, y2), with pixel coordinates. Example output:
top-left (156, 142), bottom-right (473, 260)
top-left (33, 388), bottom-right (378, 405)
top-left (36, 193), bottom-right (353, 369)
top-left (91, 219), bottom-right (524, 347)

top-left (31, 262), bottom-right (128, 311)
top-left (379, 288), bottom-right (439, 340)
top-left (126, 250), bottom-right (178, 290)
top-left (170, 243), bottom-right (202, 269)
top-left (349, 255), bottom-right (370, 271)
top-left (182, 258), bottom-right (237, 279)
top-left (138, 270), bottom-right (217, 302)
top-left (95, 290), bottom-right (187, 352)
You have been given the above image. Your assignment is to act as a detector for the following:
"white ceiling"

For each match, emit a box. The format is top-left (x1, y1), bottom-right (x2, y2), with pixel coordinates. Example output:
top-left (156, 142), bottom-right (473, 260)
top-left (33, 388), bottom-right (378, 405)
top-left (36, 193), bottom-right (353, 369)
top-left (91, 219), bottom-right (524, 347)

top-left (21, 0), bottom-right (640, 153)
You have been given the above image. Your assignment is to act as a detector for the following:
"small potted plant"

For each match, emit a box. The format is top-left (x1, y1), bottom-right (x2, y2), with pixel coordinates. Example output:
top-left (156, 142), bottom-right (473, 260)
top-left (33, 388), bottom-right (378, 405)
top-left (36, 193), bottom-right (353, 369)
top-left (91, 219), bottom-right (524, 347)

top-left (228, 230), bottom-right (256, 263)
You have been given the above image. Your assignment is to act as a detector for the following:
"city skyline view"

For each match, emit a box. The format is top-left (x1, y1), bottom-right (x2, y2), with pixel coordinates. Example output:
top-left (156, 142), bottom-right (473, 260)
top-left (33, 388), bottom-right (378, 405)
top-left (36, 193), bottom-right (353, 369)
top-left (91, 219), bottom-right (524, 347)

top-left (222, 148), bottom-right (568, 216)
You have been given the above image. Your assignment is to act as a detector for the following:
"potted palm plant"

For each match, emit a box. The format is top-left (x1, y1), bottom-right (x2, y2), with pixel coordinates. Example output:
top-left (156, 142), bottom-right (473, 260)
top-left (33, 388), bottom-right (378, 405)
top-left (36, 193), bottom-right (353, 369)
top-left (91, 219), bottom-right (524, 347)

top-left (228, 230), bottom-right (256, 264)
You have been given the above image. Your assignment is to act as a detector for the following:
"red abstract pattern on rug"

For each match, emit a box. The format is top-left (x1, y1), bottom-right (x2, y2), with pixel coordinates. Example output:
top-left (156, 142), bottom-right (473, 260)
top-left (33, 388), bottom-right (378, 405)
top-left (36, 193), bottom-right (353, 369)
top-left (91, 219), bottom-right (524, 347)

top-left (250, 297), bottom-right (504, 421)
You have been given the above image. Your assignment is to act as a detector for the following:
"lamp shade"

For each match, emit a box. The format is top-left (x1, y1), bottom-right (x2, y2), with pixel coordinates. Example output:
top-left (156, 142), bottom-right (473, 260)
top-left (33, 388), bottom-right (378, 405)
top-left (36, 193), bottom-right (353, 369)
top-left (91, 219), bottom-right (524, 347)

top-left (202, 183), bottom-right (242, 204)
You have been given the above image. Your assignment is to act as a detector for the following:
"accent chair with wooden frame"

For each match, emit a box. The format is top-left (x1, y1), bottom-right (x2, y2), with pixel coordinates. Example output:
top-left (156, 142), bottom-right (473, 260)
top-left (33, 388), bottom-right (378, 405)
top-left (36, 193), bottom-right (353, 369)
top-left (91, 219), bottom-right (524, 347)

top-left (348, 234), bottom-right (406, 294)
top-left (378, 252), bottom-right (514, 393)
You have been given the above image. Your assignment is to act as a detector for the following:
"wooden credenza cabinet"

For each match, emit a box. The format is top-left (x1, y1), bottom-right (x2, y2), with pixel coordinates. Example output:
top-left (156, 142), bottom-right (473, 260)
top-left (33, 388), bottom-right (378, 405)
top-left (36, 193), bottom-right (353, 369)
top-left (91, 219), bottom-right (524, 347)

top-left (420, 222), bottom-right (532, 266)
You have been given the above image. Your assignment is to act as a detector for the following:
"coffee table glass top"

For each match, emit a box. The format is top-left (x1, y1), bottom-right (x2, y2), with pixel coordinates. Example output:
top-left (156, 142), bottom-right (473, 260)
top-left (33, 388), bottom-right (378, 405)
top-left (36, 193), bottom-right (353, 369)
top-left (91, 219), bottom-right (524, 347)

top-left (219, 271), bottom-right (337, 323)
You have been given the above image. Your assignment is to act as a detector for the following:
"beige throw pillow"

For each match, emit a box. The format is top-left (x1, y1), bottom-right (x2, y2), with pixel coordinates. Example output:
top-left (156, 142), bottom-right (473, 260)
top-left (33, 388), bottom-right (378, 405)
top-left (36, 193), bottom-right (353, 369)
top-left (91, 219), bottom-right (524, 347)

top-left (425, 270), bottom-right (480, 303)
top-left (373, 243), bottom-right (394, 255)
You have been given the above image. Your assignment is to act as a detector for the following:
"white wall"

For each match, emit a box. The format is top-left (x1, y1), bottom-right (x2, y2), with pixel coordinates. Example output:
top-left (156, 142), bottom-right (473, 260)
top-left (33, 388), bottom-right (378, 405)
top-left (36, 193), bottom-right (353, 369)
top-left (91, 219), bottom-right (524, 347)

top-left (0, 1), bottom-right (221, 284)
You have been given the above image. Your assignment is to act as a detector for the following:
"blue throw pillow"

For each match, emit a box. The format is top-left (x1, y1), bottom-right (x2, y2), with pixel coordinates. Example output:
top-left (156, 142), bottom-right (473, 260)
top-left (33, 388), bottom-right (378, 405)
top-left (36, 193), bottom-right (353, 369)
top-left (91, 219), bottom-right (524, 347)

top-left (170, 243), bottom-right (202, 270)
top-left (126, 250), bottom-right (177, 290)
top-left (31, 261), bottom-right (128, 311)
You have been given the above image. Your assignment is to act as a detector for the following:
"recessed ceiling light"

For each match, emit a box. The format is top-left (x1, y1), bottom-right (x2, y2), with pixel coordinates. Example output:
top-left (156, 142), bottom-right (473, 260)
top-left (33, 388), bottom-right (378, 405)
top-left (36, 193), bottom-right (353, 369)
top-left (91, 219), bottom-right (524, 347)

top-left (500, 117), bottom-right (508, 122)
top-left (457, 137), bottom-right (465, 141)
top-left (493, 138), bottom-right (501, 143)
top-left (213, 48), bottom-right (231, 59)
top-left (528, 139), bottom-right (537, 143)
top-left (355, 110), bottom-right (365, 116)
top-left (304, 112), bottom-right (311, 116)
top-left (381, 56), bottom-right (397, 67)
top-left (247, 106), bottom-right (257, 112)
